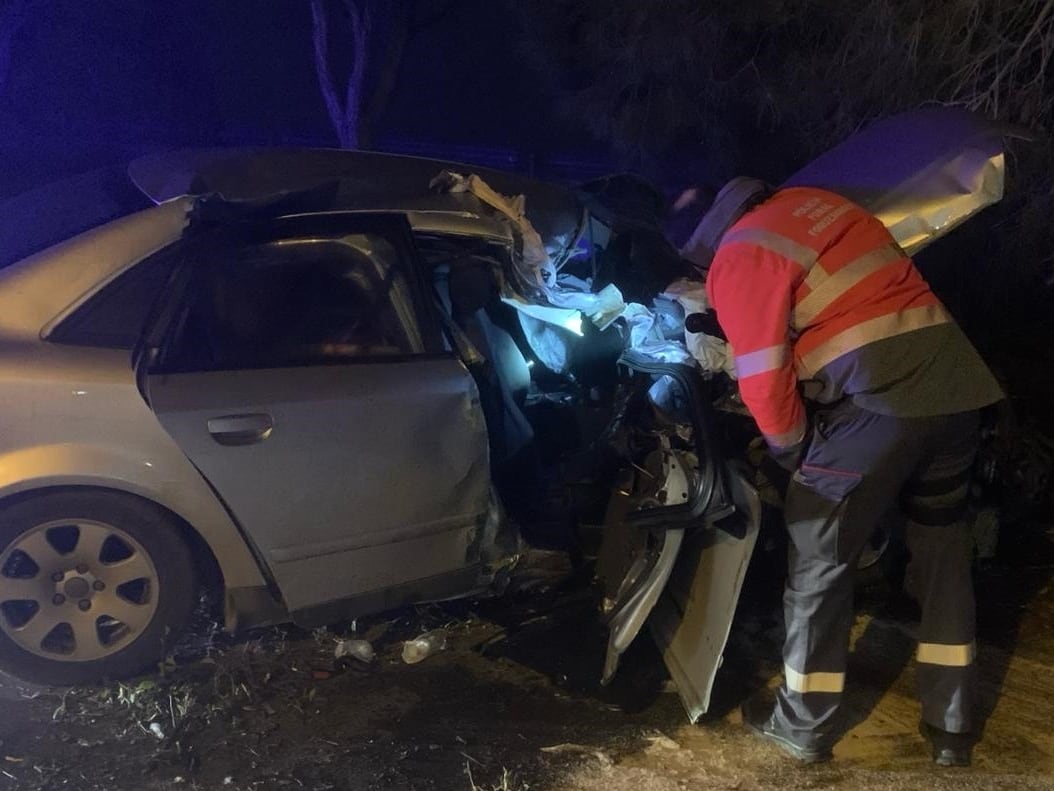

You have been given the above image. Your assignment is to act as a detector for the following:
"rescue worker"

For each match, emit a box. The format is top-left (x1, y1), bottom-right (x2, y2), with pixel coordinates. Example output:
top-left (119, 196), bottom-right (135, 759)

top-left (683, 178), bottom-right (1004, 766)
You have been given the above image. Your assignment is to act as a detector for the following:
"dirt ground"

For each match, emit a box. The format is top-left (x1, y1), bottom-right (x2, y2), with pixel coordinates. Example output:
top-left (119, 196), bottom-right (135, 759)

top-left (1, 529), bottom-right (1053, 791)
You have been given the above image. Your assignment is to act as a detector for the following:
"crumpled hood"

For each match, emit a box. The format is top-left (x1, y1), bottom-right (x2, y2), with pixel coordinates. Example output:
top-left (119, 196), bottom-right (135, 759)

top-left (783, 108), bottom-right (1029, 255)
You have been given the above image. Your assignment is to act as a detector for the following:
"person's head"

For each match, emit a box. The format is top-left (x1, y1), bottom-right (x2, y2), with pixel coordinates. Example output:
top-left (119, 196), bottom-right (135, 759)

top-left (680, 177), bottom-right (771, 273)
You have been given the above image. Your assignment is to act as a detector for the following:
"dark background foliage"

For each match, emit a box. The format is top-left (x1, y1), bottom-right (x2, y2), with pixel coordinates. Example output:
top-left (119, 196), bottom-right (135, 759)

top-left (511, 0), bottom-right (1054, 384)
top-left (0, 0), bottom-right (1051, 392)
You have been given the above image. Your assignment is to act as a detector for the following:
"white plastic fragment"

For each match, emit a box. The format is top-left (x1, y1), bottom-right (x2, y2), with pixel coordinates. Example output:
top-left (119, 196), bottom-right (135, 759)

top-left (334, 638), bottom-right (375, 663)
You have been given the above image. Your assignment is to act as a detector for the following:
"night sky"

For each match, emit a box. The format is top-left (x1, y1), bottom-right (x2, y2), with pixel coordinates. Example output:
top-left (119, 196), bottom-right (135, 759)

top-left (0, 0), bottom-right (599, 195)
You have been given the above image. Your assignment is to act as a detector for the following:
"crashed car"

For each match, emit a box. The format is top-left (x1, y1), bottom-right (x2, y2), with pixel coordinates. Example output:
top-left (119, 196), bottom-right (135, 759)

top-left (0, 145), bottom-right (751, 709)
top-left (0, 110), bottom-right (1013, 722)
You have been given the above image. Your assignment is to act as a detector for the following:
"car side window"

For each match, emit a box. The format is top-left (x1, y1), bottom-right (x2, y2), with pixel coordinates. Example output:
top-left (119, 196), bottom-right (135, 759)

top-left (47, 250), bottom-right (173, 350)
top-left (162, 233), bottom-right (426, 373)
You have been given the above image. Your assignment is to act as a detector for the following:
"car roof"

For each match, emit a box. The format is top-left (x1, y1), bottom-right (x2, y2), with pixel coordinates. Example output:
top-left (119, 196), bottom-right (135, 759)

top-left (129, 148), bottom-right (584, 246)
top-left (0, 149), bottom-right (589, 338)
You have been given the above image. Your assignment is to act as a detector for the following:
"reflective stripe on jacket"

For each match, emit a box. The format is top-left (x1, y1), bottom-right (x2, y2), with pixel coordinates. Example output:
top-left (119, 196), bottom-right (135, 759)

top-left (705, 187), bottom-right (1001, 449)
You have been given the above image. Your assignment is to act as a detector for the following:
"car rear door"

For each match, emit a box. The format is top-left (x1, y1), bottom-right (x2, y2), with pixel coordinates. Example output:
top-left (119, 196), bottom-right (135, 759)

top-left (139, 213), bottom-right (494, 613)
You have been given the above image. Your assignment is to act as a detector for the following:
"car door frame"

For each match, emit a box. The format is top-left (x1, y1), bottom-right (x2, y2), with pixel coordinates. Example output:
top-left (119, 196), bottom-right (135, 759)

top-left (134, 206), bottom-right (503, 618)
top-left (144, 211), bottom-right (448, 370)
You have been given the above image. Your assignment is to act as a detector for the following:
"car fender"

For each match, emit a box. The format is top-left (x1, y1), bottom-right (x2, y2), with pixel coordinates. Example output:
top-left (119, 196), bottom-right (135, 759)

top-left (0, 441), bottom-right (268, 592)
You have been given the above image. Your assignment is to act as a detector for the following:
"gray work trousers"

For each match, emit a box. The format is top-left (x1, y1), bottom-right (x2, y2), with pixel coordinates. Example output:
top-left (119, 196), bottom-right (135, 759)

top-left (773, 400), bottom-right (980, 747)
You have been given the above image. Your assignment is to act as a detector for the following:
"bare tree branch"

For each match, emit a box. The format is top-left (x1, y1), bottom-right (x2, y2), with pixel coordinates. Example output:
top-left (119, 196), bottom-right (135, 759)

top-left (340, 0), bottom-right (369, 148)
top-left (310, 0), bottom-right (348, 146)
top-left (310, 0), bottom-right (370, 148)
top-left (314, 0), bottom-right (454, 151)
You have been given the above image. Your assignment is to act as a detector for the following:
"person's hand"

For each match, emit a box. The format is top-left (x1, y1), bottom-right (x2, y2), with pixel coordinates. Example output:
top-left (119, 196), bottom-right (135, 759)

top-left (769, 441), bottom-right (804, 472)
top-left (769, 432), bottom-right (808, 472)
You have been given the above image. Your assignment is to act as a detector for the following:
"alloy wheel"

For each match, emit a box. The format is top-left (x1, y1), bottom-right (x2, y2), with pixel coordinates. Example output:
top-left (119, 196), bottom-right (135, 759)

top-left (0, 519), bottom-right (160, 662)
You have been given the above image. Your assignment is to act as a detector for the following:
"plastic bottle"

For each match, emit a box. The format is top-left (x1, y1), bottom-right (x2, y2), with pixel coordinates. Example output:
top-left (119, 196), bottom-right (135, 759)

top-left (401, 629), bottom-right (447, 664)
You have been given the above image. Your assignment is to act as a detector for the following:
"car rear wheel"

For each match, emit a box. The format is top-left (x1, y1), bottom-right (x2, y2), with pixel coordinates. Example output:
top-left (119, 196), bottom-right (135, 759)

top-left (0, 490), bottom-right (197, 685)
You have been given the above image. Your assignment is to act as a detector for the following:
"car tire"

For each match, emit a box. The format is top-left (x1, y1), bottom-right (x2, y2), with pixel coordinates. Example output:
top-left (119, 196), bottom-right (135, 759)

top-left (0, 489), bottom-right (198, 686)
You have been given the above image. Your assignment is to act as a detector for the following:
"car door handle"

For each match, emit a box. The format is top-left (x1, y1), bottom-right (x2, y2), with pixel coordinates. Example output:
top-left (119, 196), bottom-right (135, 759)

top-left (207, 413), bottom-right (273, 446)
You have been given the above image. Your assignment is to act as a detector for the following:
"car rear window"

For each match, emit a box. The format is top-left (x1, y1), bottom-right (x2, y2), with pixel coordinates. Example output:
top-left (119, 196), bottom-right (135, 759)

top-left (47, 252), bottom-right (172, 350)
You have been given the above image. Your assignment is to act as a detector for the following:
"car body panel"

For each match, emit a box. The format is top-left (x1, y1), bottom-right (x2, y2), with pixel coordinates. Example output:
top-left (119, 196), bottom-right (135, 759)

top-left (598, 465), bottom-right (760, 718)
top-left (594, 355), bottom-right (748, 714)
top-left (601, 526), bottom-right (684, 684)
top-left (0, 197), bottom-right (191, 340)
top-left (0, 342), bottom-right (269, 593)
top-left (145, 359), bottom-right (493, 611)
top-left (649, 469), bottom-right (762, 722)
top-left (128, 148), bottom-right (584, 251)
top-left (598, 440), bottom-right (695, 685)
top-left (127, 209), bottom-right (505, 613)
top-left (784, 108), bottom-right (1015, 256)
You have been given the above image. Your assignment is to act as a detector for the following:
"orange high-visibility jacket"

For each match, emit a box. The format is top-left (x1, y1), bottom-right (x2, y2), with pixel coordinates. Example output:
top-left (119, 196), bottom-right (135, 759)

top-left (705, 187), bottom-right (1002, 450)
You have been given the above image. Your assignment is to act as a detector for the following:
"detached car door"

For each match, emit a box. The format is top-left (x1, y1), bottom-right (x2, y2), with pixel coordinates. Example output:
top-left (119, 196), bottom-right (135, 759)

top-left (595, 356), bottom-right (761, 721)
top-left (140, 214), bottom-right (493, 613)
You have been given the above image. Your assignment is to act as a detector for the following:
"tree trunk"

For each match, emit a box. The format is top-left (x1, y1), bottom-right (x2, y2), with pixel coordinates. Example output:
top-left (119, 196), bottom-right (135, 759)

top-left (310, 0), bottom-right (370, 149)
top-left (309, 0), bottom-right (455, 151)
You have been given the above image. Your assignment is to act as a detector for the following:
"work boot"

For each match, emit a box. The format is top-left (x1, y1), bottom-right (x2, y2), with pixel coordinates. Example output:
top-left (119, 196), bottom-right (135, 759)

top-left (919, 721), bottom-right (973, 767)
top-left (741, 698), bottom-right (833, 764)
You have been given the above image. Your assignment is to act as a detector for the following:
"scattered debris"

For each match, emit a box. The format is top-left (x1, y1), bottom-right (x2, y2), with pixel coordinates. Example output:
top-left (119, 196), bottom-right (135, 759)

top-left (465, 762), bottom-right (523, 791)
top-left (540, 742), bottom-right (596, 755)
top-left (333, 638), bottom-right (375, 664)
top-left (401, 629), bottom-right (448, 664)
top-left (540, 742), bottom-right (614, 768)
top-left (643, 731), bottom-right (681, 751)
top-left (7, 576), bottom-right (1050, 790)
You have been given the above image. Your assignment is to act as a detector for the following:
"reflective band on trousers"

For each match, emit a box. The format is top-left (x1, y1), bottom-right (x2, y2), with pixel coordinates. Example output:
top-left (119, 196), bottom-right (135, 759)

top-left (735, 344), bottom-right (788, 378)
top-left (785, 665), bottom-right (845, 694)
top-left (797, 304), bottom-right (951, 376)
top-left (720, 227), bottom-right (819, 272)
top-left (917, 641), bottom-right (976, 667)
top-left (793, 244), bottom-right (905, 329)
